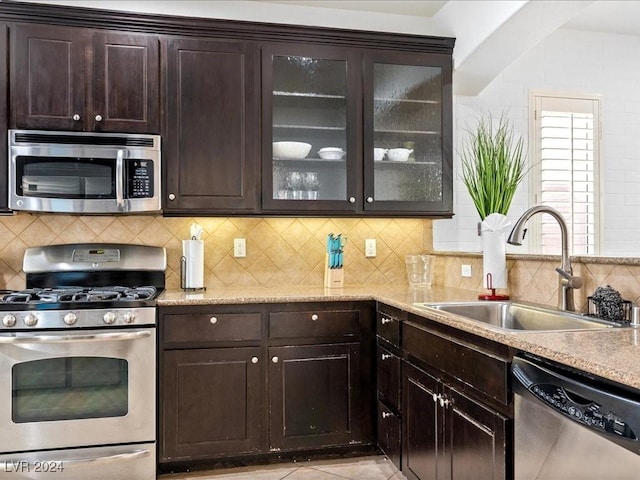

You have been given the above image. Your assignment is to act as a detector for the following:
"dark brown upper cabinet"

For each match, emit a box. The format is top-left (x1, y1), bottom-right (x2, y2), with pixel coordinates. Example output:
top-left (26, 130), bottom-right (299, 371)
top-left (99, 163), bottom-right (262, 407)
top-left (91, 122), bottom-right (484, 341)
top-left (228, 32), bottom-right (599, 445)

top-left (162, 37), bottom-right (259, 214)
top-left (262, 43), bottom-right (453, 217)
top-left (10, 23), bottom-right (159, 133)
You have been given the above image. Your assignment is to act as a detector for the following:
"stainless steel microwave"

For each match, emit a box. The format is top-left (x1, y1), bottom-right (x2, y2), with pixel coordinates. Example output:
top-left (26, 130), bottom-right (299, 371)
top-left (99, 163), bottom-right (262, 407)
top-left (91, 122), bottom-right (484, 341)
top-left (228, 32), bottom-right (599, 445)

top-left (8, 129), bottom-right (161, 214)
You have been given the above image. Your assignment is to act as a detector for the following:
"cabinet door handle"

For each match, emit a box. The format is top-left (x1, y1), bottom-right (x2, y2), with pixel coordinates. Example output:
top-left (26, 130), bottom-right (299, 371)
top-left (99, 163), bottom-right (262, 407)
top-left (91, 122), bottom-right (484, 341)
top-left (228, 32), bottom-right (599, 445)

top-left (381, 317), bottom-right (392, 325)
top-left (381, 411), bottom-right (393, 419)
top-left (272, 356), bottom-right (279, 363)
top-left (311, 314), bottom-right (318, 321)
top-left (168, 193), bottom-right (176, 201)
top-left (72, 114), bottom-right (81, 121)
top-left (381, 353), bottom-right (392, 360)
top-left (251, 356), bottom-right (259, 364)
top-left (95, 114), bottom-right (103, 122)
top-left (210, 316), bottom-right (218, 324)
top-left (438, 394), bottom-right (452, 408)
top-left (366, 196), bottom-right (374, 203)
top-left (348, 196), bottom-right (356, 203)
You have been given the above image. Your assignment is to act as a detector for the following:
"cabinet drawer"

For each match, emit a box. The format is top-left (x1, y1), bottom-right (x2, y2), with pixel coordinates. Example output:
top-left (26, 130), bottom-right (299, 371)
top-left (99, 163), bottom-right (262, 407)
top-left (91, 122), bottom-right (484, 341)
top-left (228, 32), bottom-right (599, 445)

top-left (377, 310), bottom-right (400, 347)
top-left (163, 312), bottom-right (262, 344)
top-left (377, 344), bottom-right (401, 411)
top-left (403, 320), bottom-right (509, 405)
top-left (269, 309), bottom-right (359, 340)
top-left (377, 400), bottom-right (401, 469)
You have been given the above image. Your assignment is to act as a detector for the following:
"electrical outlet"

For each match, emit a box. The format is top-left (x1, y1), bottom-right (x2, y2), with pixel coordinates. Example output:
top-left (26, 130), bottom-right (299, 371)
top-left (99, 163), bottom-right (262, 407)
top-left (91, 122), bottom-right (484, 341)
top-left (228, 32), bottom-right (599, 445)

top-left (234, 238), bottom-right (246, 258)
top-left (461, 264), bottom-right (472, 277)
top-left (365, 239), bottom-right (376, 257)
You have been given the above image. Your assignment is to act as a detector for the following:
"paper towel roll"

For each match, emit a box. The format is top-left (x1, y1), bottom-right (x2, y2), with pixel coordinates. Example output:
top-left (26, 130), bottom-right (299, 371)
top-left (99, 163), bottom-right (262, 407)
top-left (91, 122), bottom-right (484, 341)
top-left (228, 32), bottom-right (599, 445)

top-left (182, 240), bottom-right (204, 289)
top-left (481, 213), bottom-right (511, 290)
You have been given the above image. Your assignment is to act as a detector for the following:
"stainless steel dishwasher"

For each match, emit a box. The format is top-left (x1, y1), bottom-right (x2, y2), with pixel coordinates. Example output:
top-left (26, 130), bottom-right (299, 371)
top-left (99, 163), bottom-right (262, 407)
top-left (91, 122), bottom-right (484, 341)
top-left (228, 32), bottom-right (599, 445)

top-left (513, 356), bottom-right (640, 479)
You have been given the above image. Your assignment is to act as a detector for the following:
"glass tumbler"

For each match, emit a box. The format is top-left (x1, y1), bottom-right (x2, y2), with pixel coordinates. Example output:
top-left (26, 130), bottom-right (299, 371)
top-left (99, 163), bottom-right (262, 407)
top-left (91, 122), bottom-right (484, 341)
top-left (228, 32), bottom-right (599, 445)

top-left (405, 254), bottom-right (434, 286)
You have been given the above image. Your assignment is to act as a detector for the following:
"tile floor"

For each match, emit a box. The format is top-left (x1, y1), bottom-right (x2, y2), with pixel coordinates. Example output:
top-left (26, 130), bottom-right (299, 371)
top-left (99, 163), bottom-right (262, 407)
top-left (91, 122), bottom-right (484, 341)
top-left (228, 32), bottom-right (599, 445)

top-left (160, 455), bottom-right (407, 480)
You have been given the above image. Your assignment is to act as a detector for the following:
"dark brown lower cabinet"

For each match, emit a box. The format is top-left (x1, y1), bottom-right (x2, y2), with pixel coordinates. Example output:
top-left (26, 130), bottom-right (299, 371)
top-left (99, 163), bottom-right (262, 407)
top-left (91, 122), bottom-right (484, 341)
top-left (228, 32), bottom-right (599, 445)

top-left (268, 343), bottom-right (362, 451)
top-left (402, 362), bottom-right (508, 480)
top-left (377, 400), bottom-right (401, 468)
top-left (161, 346), bottom-right (263, 462)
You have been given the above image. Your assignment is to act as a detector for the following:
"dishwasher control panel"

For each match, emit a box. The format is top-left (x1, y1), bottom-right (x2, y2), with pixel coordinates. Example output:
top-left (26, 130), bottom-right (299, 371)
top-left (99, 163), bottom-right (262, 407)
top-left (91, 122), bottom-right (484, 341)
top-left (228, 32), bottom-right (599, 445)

top-left (531, 383), bottom-right (637, 440)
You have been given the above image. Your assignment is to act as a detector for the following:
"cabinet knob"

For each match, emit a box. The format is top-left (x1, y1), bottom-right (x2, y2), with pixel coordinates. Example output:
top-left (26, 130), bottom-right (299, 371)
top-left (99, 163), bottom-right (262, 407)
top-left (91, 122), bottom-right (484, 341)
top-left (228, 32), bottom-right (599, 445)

top-left (210, 316), bottom-right (218, 324)
top-left (95, 114), bottom-right (103, 122)
top-left (439, 395), bottom-right (451, 408)
top-left (381, 353), bottom-right (392, 361)
top-left (381, 317), bottom-right (392, 325)
top-left (433, 393), bottom-right (439, 403)
top-left (251, 356), bottom-right (259, 364)
top-left (168, 193), bottom-right (176, 201)
top-left (72, 114), bottom-right (81, 121)
top-left (311, 314), bottom-right (319, 321)
top-left (366, 196), bottom-right (374, 203)
top-left (272, 356), bottom-right (279, 363)
top-left (348, 196), bottom-right (356, 204)
top-left (382, 411), bottom-right (393, 419)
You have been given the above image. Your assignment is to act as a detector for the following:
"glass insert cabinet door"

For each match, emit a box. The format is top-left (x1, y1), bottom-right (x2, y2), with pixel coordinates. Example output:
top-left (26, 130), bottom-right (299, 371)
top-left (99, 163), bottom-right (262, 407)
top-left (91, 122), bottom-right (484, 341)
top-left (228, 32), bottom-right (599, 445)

top-left (364, 51), bottom-right (453, 213)
top-left (262, 45), bottom-right (358, 210)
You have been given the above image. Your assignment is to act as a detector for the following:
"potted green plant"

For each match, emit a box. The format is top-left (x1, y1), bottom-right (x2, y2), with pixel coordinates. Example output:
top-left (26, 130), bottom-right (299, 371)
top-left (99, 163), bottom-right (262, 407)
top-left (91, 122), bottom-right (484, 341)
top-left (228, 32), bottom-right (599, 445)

top-left (460, 113), bottom-right (527, 297)
top-left (461, 113), bottom-right (527, 219)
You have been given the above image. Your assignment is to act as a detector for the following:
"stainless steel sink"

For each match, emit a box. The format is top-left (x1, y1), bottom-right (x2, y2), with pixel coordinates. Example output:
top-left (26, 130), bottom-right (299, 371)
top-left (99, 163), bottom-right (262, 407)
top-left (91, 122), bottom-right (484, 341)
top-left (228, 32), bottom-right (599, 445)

top-left (412, 301), bottom-right (629, 332)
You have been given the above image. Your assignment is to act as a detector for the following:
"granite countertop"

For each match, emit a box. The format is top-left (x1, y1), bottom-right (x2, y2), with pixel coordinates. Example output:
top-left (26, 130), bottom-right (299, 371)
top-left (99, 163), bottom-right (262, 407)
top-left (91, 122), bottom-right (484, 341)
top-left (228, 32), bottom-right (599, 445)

top-left (158, 285), bottom-right (640, 390)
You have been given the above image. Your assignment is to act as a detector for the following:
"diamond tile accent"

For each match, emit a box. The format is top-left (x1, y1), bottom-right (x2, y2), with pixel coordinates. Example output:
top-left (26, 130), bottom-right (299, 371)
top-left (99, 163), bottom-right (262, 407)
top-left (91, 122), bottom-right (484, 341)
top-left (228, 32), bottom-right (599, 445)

top-left (0, 212), bottom-right (639, 306)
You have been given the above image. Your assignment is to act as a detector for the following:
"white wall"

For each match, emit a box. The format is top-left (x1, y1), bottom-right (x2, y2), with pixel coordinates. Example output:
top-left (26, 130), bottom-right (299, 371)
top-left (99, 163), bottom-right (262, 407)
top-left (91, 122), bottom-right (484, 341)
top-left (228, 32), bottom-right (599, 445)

top-left (435, 27), bottom-right (640, 257)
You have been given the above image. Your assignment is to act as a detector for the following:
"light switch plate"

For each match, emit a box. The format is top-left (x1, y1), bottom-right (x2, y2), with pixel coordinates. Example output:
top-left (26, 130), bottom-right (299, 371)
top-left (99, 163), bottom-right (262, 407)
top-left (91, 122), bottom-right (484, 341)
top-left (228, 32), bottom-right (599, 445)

top-left (365, 239), bottom-right (376, 257)
top-left (234, 238), bottom-right (246, 258)
top-left (461, 264), bottom-right (472, 277)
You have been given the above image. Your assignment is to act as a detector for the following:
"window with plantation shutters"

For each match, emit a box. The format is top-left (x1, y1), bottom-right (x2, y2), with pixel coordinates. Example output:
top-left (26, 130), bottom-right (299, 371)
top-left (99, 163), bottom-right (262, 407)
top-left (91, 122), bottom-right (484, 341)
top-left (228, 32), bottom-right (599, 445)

top-left (530, 93), bottom-right (601, 255)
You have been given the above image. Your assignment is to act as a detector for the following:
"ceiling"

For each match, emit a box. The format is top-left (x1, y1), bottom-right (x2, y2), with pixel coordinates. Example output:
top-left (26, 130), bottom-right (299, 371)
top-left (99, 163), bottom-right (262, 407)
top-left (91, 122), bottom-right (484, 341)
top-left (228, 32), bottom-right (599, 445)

top-left (19, 0), bottom-right (640, 95)
top-left (259, 0), bottom-right (640, 95)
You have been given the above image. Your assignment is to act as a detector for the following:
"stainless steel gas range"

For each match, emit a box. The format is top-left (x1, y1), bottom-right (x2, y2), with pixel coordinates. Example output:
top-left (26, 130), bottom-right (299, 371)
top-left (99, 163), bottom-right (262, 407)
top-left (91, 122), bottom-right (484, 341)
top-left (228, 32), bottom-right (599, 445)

top-left (0, 243), bottom-right (166, 480)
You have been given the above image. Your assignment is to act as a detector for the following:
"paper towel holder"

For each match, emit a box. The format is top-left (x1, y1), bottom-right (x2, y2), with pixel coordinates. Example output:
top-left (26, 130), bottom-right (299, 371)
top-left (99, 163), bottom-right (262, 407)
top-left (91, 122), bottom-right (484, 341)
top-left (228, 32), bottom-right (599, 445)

top-left (180, 255), bottom-right (207, 292)
top-left (478, 273), bottom-right (509, 301)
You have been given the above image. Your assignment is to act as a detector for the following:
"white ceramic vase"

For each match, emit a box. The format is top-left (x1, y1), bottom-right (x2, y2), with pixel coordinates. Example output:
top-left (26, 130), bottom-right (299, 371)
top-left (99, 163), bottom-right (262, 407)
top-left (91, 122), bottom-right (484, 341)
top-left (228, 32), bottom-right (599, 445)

top-left (480, 213), bottom-right (511, 290)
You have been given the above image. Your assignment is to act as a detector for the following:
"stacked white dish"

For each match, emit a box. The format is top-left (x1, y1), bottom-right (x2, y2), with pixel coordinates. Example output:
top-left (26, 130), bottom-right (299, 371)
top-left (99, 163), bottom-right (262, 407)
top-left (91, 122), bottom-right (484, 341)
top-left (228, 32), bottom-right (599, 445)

top-left (318, 147), bottom-right (345, 160)
top-left (273, 141), bottom-right (312, 159)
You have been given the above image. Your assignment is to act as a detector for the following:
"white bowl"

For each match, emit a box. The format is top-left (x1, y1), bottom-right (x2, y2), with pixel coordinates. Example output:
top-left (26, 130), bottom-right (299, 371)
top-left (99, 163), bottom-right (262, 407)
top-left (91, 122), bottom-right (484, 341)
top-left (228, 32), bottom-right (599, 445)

top-left (386, 148), bottom-right (413, 162)
top-left (318, 147), bottom-right (345, 160)
top-left (273, 141), bottom-right (312, 159)
top-left (374, 148), bottom-right (387, 161)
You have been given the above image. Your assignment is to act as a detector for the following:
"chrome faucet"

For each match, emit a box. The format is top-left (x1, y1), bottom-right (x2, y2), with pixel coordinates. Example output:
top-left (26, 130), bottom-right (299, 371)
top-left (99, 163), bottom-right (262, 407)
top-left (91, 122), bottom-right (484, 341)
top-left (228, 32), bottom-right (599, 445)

top-left (507, 205), bottom-right (583, 311)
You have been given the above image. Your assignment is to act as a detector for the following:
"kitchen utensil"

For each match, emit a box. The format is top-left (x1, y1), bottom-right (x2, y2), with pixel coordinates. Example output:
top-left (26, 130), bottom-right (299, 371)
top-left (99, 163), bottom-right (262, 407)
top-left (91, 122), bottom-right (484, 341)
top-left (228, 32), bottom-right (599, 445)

top-left (273, 141), bottom-right (312, 159)
top-left (387, 148), bottom-right (414, 162)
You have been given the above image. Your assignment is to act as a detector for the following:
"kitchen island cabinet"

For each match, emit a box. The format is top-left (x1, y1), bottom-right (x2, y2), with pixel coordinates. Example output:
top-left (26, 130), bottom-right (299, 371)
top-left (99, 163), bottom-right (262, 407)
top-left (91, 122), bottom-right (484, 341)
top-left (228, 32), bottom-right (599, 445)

top-left (10, 23), bottom-right (159, 133)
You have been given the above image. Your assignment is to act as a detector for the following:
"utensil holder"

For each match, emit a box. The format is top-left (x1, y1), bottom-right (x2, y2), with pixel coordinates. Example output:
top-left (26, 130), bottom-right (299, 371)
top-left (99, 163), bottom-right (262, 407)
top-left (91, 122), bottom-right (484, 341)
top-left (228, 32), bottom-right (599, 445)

top-left (324, 253), bottom-right (344, 288)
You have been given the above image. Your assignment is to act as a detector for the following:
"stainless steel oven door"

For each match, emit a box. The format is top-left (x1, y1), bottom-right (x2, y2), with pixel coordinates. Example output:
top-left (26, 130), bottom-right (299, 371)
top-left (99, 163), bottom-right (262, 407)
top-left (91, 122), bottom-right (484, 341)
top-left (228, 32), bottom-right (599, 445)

top-left (0, 328), bottom-right (155, 453)
top-left (0, 443), bottom-right (155, 480)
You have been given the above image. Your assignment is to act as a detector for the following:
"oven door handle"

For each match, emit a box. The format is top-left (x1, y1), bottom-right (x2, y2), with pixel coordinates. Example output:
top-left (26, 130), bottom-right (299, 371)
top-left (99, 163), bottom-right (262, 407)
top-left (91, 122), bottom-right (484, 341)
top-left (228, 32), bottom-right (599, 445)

top-left (0, 330), bottom-right (152, 344)
top-left (0, 448), bottom-right (150, 469)
top-left (116, 148), bottom-right (126, 211)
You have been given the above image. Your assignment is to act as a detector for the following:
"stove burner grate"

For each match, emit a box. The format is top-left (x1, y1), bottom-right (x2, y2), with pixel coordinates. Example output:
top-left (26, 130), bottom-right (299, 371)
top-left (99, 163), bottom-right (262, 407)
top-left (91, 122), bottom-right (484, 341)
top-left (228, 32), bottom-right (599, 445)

top-left (1, 286), bottom-right (158, 304)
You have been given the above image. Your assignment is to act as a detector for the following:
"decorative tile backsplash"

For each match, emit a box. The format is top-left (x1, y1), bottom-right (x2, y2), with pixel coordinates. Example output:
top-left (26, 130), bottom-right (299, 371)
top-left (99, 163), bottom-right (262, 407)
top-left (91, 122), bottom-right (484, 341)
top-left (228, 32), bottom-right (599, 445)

top-left (0, 213), bottom-right (430, 290)
top-left (1, 212), bottom-right (638, 312)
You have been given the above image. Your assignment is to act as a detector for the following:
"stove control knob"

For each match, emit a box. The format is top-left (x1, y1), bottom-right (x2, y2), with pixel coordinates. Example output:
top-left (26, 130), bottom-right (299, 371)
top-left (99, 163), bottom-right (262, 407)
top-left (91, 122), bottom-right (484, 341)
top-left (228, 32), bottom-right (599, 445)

top-left (2, 314), bottom-right (16, 327)
top-left (123, 312), bottom-right (135, 324)
top-left (103, 312), bottom-right (117, 324)
top-left (24, 314), bottom-right (38, 327)
top-left (63, 312), bottom-right (77, 325)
